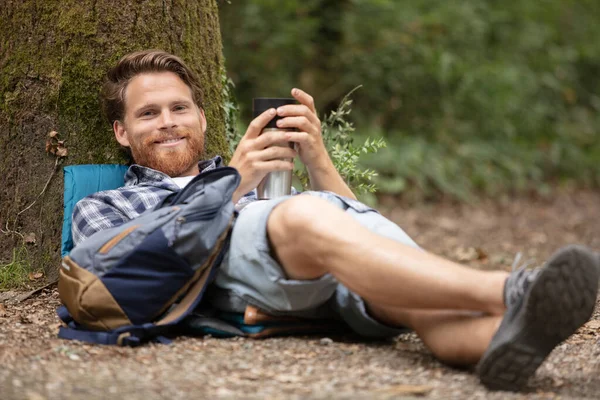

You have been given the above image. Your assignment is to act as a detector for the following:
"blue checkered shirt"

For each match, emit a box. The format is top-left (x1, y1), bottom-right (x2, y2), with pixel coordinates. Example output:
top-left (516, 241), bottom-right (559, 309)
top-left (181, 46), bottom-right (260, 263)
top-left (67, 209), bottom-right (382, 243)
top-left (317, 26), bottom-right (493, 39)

top-left (71, 156), bottom-right (257, 246)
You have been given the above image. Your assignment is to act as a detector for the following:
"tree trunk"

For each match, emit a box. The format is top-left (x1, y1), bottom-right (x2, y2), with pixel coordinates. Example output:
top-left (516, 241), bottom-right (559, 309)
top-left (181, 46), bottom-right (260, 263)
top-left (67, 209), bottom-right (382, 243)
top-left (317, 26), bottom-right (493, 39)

top-left (0, 0), bottom-right (227, 282)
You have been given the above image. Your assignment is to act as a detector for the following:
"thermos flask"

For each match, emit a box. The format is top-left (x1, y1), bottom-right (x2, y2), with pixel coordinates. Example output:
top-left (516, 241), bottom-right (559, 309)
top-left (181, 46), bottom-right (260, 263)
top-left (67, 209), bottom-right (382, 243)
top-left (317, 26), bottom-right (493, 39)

top-left (252, 98), bottom-right (297, 199)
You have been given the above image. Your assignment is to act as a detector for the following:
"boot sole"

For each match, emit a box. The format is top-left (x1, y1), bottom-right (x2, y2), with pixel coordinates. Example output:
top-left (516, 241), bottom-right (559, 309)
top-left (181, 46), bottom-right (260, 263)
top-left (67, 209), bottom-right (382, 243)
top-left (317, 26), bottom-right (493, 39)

top-left (477, 245), bottom-right (599, 391)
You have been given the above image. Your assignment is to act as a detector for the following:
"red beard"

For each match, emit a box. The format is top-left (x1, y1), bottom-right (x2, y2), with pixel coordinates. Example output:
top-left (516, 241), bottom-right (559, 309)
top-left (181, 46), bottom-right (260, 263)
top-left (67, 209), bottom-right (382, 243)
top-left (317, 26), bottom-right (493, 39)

top-left (129, 127), bottom-right (205, 177)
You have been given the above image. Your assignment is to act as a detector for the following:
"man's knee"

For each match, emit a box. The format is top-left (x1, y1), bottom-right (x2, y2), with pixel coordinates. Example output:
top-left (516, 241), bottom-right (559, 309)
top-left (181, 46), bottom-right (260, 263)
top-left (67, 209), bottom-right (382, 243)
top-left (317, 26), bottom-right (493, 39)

top-left (267, 195), bottom-right (336, 246)
top-left (266, 195), bottom-right (343, 277)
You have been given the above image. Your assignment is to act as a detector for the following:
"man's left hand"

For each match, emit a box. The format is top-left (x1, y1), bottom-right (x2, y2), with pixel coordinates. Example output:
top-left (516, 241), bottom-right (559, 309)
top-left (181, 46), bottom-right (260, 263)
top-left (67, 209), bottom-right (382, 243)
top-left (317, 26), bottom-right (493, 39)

top-left (275, 88), bottom-right (328, 171)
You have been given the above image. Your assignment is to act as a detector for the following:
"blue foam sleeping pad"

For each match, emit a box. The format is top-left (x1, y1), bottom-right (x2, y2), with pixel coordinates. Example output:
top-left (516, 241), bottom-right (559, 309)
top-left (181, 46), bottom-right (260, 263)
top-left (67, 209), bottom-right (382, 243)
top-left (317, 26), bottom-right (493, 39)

top-left (61, 164), bottom-right (129, 257)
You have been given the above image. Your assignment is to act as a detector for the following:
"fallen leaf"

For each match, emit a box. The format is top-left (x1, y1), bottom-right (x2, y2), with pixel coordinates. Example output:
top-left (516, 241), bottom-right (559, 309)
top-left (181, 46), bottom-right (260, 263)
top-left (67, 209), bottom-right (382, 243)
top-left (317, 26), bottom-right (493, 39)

top-left (378, 384), bottom-right (432, 396)
top-left (45, 139), bottom-right (53, 153)
top-left (56, 146), bottom-right (68, 157)
top-left (48, 130), bottom-right (59, 138)
top-left (454, 246), bottom-right (478, 262)
top-left (585, 320), bottom-right (600, 330)
top-left (28, 271), bottom-right (44, 281)
top-left (24, 232), bottom-right (36, 245)
top-left (0, 303), bottom-right (6, 317)
top-left (475, 247), bottom-right (488, 261)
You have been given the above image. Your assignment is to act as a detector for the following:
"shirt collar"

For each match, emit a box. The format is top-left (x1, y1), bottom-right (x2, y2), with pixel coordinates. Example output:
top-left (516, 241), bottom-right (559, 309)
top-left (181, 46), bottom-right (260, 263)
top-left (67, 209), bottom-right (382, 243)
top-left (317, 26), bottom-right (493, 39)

top-left (124, 155), bottom-right (223, 189)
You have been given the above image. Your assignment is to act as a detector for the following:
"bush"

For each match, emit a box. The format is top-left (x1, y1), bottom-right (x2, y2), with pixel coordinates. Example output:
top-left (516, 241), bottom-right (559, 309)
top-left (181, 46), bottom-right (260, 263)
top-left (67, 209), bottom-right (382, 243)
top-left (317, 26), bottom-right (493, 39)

top-left (219, 0), bottom-right (600, 199)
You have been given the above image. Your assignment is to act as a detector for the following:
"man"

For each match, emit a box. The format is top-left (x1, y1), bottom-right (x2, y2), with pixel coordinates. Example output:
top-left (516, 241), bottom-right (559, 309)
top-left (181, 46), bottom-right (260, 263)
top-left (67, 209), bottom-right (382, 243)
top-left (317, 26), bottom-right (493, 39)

top-left (72, 50), bottom-right (599, 391)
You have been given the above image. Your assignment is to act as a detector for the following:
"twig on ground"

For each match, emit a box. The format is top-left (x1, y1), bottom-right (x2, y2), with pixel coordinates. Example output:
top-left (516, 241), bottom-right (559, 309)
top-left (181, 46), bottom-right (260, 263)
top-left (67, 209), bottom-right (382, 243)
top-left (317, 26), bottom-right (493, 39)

top-left (16, 279), bottom-right (58, 302)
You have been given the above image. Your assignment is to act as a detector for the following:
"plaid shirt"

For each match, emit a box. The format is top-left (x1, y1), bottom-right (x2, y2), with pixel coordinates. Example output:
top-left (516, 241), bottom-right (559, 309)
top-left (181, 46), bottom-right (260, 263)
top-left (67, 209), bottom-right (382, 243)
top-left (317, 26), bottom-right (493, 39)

top-left (71, 156), bottom-right (258, 246)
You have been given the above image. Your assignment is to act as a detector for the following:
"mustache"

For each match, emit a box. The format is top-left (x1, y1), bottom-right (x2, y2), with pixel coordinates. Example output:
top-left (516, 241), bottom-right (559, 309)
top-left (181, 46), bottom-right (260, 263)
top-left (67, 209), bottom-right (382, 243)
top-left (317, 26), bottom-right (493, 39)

top-left (144, 128), bottom-right (195, 145)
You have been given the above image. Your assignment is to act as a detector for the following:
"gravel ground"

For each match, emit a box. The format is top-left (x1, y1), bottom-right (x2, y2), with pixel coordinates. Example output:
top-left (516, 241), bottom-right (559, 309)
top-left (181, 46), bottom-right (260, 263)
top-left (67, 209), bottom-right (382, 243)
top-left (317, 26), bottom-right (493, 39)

top-left (2, 189), bottom-right (600, 399)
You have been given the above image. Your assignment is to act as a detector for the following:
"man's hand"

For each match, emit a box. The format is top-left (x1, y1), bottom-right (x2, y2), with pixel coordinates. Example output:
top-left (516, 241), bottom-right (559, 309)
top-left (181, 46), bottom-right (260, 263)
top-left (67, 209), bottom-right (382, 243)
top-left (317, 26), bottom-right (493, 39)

top-left (274, 88), bottom-right (329, 171)
top-left (276, 88), bottom-right (356, 199)
top-left (229, 108), bottom-right (297, 203)
top-left (229, 88), bottom-right (356, 202)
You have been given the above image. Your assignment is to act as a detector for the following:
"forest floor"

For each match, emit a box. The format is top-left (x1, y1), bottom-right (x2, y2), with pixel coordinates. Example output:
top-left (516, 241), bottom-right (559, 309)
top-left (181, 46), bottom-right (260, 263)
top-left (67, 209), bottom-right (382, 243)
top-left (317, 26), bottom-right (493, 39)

top-left (2, 188), bottom-right (600, 399)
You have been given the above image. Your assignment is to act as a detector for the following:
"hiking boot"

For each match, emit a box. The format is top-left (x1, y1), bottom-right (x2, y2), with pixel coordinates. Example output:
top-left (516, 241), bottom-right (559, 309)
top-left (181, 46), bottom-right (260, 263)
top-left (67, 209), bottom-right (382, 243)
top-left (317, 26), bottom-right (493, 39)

top-left (477, 245), bottom-right (599, 391)
top-left (502, 252), bottom-right (542, 309)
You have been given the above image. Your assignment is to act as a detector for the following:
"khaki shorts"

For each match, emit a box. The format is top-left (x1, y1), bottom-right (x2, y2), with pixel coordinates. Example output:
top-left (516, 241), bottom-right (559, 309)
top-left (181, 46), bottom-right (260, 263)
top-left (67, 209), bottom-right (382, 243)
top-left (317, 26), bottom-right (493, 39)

top-left (212, 191), bottom-right (420, 338)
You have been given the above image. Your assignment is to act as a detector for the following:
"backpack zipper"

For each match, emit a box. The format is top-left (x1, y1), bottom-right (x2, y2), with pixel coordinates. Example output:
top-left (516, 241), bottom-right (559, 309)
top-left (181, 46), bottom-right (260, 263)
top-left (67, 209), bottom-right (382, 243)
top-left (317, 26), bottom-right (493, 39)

top-left (169, 206), bottom-right (221, 247)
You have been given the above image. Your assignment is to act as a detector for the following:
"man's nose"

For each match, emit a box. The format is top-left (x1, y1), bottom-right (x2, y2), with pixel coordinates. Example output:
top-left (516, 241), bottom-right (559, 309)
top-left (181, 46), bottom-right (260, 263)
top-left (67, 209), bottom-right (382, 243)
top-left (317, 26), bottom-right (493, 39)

top-left (158, 110), bottom-right (177, 129)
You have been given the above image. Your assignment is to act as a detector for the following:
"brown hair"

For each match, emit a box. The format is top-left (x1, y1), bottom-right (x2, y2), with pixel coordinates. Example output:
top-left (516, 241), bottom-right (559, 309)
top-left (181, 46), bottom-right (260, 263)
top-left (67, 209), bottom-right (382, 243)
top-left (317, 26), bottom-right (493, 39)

top-left (101, 49), bottom-right (204, 124)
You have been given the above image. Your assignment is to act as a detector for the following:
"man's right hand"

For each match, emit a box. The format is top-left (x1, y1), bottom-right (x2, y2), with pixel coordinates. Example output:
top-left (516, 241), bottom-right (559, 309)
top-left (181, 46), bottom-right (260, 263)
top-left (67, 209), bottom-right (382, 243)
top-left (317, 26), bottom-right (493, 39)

top-left (228, 108), bottom-right (298, 204)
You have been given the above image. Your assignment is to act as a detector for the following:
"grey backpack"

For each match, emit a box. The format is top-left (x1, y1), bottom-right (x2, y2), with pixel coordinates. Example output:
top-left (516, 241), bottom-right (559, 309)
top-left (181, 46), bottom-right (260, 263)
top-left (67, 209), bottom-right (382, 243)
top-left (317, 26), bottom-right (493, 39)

top-left (57, 166), bottom-right (240, 346)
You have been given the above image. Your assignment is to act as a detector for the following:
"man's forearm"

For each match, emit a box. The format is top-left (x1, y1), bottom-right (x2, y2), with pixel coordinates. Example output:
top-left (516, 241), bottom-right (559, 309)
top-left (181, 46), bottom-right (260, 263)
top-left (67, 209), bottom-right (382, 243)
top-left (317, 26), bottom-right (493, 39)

top-left (307, 156), bottom-right (356, 199)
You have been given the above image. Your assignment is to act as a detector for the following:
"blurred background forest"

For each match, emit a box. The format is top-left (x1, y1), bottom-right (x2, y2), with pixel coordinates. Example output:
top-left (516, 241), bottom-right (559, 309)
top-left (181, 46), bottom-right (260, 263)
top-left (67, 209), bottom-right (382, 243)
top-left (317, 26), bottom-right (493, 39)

top-left (218, 0), bottom-right (600, 202)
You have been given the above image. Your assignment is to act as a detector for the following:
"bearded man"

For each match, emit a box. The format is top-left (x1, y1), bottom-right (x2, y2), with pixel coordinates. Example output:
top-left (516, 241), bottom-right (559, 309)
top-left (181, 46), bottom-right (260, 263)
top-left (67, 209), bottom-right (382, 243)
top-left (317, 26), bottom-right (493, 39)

top-left (72, 50), bottom-right (599, 391)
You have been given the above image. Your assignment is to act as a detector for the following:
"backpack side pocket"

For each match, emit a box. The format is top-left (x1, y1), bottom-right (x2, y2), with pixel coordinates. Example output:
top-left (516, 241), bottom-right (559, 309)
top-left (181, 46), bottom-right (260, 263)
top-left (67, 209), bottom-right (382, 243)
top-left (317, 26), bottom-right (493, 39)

top-left (59, 256), bottom-right (132, 330)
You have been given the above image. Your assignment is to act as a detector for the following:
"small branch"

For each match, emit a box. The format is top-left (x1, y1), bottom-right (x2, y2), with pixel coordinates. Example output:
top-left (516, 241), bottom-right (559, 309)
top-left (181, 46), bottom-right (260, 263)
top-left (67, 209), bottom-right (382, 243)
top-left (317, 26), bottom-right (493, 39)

top-left (17, 157), bottom-right (61, 218)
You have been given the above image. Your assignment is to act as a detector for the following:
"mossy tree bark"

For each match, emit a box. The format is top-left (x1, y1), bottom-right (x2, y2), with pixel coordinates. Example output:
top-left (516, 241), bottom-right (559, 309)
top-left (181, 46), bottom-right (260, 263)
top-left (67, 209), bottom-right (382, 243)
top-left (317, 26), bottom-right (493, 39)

top-left (0, 0), bottom-right (228, 281)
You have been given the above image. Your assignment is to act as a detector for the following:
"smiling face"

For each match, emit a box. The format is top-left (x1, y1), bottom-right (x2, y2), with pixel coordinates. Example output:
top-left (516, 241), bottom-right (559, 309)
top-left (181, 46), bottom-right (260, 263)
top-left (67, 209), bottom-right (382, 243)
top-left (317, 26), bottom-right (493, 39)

top-left (114, 71), bottom-right (207, 177)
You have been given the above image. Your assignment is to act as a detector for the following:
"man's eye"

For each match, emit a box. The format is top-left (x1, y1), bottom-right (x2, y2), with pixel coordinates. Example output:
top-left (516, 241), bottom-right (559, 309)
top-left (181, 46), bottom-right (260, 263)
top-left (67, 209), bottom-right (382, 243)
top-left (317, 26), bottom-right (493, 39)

top-left (141, 110), bottom-right (155, 117)
top-left (174, 105), bottom-right (187, 111)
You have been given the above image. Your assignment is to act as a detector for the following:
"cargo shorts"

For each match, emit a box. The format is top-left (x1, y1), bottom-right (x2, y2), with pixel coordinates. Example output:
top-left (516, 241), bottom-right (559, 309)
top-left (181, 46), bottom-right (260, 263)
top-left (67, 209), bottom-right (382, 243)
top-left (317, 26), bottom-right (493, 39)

top-left (212, 191), bottom-right (420, 338)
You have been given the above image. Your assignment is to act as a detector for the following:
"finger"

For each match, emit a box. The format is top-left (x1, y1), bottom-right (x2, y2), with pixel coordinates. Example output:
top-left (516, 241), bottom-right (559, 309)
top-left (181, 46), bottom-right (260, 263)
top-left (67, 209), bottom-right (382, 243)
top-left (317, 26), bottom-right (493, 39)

top-left (255, 159), bottom-right (295, 173)
top-left (282, 130), bottom-right (311, 145)
top-left (254, 129), bottom-right (292, 149)
top-left (291, 88), bottom-right (317, 114)
top-left (276, 116), bottom-right (318, 134)
top-left (244, 108), bottom-right (277, 139)
top-left (276, 104), bottom-right (320, 126)
top-left (252, 146), bottom-right (297, 162)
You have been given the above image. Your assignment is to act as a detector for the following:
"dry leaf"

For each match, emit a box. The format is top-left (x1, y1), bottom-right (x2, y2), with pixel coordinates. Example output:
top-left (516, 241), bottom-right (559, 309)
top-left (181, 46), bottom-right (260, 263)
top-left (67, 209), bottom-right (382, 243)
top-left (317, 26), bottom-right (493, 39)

top-left (0, 303), bottom-right (7, 317)
top-left (378, 384), bottom-right (432, 396)
top-left (584, 320), bottom-right (600, 330)
top-left (56, 146), bottom-right (68, 157)
top-left (28, 271), bottom-right (44, 281)
top-left (454, 246), bottom-right (478, 262)
top-left (45, 139), bottom-right (53, 153)
top-left (48, 130), bottom-right (59, 138)
top-left (475, 247), bottom-right (488, 262)
top-left (24, 232), bottom-right (37, 245)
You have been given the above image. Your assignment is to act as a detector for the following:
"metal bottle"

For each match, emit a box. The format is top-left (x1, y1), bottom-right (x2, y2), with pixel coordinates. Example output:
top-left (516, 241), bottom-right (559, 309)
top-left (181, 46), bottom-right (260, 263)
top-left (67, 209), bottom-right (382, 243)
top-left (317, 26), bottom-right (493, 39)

top-left (253, 98), bottom-right (297, 199)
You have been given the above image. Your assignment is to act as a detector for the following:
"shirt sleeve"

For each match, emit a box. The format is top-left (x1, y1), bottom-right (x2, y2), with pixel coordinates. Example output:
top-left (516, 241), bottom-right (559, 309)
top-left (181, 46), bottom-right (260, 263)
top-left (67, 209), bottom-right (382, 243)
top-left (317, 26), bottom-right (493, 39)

top-left (71, 197), bottom-right (129, 246)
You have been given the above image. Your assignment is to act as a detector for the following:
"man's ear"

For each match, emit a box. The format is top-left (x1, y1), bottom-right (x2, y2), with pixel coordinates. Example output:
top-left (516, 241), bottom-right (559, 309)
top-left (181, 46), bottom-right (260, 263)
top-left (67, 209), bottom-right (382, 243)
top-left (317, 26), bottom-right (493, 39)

top-left (198, 107), bottom-right (207, 137)
top-left (113, 120), bottom-right (130, 147)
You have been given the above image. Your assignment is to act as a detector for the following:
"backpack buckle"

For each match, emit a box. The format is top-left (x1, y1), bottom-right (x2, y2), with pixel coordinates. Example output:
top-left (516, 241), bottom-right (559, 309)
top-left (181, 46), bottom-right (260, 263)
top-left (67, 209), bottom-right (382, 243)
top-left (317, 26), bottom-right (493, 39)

top-left (117, 332), bottom-right (131, 346)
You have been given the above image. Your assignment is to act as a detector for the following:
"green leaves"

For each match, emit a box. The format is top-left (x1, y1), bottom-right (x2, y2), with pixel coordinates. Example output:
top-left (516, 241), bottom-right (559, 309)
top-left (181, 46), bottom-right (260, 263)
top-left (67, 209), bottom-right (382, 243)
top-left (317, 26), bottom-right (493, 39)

top-left (296, 86), bottom-right (387, 194)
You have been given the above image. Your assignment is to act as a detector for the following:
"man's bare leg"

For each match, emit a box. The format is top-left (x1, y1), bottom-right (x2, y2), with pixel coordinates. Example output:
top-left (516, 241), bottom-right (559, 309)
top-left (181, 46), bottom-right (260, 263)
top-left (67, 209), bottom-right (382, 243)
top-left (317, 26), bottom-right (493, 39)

top-left (268, 196), bottom-right (599, 390)
top-left (267, 196), bottom-right (507, 315)
top-left (368, 304), bottom-right (501, 366)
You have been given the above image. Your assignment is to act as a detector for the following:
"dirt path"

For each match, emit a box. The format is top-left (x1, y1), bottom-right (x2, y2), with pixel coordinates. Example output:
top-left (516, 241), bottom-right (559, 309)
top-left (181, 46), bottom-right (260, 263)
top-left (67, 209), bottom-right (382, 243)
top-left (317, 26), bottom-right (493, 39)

top-left (2, 189), bottom-right (600, 399)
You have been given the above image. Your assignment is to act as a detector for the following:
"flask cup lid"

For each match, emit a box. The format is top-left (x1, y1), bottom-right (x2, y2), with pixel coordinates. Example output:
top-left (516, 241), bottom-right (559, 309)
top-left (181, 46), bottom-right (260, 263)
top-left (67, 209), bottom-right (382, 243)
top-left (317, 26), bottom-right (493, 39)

top-left (253, 98), bottom-right (297, 129)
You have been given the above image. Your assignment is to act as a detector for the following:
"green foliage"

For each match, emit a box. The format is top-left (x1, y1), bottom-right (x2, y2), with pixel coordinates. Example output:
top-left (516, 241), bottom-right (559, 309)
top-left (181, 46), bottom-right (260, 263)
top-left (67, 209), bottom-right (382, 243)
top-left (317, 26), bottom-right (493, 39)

top-left (0, 245), bottom-right (31, 290)
top-left (219, 0), bottom-right (600, 199)
top-left (221, 68), bottom-right (242, 158)
top-left (295, 87), bottom-right (386, 194)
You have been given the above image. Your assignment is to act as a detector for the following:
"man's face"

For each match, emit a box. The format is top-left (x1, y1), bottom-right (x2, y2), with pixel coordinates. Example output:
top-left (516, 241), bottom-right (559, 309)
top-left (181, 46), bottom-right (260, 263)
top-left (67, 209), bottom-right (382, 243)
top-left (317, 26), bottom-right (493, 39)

top-left (114, 71), bottom-right (207, 177)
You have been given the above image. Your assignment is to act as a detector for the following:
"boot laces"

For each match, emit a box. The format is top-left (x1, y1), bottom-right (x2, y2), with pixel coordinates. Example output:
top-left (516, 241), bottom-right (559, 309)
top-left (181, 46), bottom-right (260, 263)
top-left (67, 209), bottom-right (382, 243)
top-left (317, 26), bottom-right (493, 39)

top-left (505, 252), bottom-right (541, 307)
